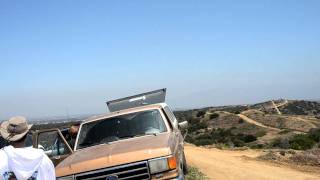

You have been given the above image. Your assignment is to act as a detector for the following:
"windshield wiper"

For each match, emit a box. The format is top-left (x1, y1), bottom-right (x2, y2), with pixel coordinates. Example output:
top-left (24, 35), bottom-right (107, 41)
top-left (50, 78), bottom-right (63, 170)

top-left (145, 133), bottom-right (158, 136)
top-left (119, 133), bottom-right (158, 140)
top-left (119, 134), bottom-right (143, 139)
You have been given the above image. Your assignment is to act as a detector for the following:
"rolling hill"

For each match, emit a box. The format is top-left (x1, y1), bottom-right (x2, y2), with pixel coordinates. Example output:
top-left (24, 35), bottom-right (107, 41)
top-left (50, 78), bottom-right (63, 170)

top-left (174, 99), bottom-right (320, 149)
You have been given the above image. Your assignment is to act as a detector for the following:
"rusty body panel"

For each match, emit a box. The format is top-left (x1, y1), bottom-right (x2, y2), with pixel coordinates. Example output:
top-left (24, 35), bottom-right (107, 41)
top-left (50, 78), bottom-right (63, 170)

top-left (56, 132), bottom-right (176, 177)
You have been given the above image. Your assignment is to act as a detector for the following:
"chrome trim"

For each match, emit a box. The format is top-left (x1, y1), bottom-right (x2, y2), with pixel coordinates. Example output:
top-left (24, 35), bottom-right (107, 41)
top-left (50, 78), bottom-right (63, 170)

top-left (119, 173), bottom-right (149, 180)
top-left (75, 161), bottom-right (150, 180)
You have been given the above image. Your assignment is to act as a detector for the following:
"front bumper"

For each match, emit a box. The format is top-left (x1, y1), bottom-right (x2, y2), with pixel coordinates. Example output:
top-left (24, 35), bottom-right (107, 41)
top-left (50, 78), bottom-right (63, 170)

top-left (151, 169), bottom-right (183, 180)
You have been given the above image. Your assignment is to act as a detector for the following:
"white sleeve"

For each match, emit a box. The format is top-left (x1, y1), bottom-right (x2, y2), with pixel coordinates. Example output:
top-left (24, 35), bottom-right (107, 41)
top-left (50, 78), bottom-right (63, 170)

top-left (39, 155), bottom-right (56, 180)
top-left (0, 151), bottom-right (8, 180)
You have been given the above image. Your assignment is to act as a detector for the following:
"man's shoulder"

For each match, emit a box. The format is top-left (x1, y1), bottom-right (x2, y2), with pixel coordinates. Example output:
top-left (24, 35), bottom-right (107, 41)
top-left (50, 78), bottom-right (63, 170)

top-left (4, 146), bottom-right (46, 158)
top-left (26, 147), bottom-right (46, 154)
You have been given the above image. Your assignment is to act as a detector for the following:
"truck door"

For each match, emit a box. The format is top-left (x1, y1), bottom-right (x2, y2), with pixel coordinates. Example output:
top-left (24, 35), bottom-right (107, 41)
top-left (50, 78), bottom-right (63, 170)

top-left (33, 129), bottom-right (73, 166)
top-left (163, 106), bottom-right (183, 151)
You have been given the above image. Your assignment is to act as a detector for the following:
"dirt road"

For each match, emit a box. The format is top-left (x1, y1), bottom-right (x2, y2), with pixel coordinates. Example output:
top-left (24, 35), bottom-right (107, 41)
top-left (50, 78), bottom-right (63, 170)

top-left (237, 114), bottom-right (279, 131)
top-left (185, 145), bottom-right (320, 180)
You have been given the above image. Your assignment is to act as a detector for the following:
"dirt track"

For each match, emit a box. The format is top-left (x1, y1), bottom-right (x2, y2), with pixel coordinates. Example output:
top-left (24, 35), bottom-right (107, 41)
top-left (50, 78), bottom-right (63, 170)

top-left (185, 144), bottom-right (320, 180)
top-left (237, 114), bottom-right (279, 131)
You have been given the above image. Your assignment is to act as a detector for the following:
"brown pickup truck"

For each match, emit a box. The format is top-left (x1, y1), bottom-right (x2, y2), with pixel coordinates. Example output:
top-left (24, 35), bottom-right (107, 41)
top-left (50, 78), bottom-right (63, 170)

top-left (33, 89), bottom-right (188, 180)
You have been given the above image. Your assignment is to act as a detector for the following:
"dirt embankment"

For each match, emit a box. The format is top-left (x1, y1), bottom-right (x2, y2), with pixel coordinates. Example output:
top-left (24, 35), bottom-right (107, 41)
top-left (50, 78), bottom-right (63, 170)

top-left (185, 144), bottom-right (320, 180)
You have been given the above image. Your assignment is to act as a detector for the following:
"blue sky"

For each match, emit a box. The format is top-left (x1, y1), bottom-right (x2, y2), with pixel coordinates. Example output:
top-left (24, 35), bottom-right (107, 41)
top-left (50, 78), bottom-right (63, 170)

top-left (0, 0), bottom-right (320, 119)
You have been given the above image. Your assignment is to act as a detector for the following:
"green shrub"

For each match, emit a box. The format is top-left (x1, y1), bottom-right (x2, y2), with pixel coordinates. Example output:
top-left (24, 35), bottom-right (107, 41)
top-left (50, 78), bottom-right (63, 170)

top-left (289, 134), bottom-right (315, 150)
top-left (250, 144), bottom-right (265, 149)
top-left (232, 139), bottom-right (245, 147)
top-left (272, 129), bottom-right (320, 150)
top-left (271, 138), bottom-right (281, 147)
top-left (196, 111), bottom-right (206, 118)
top-left (191, 127), bottom-right (258, 147)
top-left (278, 129), bottom-right (291, 134)
top-left (194, 139), bottom-right (214, 146)
top-left (309, 128), bottom-right (320, 142)
top-left (188, 121), bottom-right (207, 133)
top-left (234, 111), bottom-right (241, 114)
top-left (185, 134), bottom-right (195, 144)
top-left (186, 166), bottom-right (208, 180)
top-left (216, 143), bottom-right (230, 149)
top-left (272, 138), bottom-right (290, 149)
top-left (209, 113), bottom-right (219, 119)
top-left (193, 133), bottom-right (214, 146)
top-left (256, 131), bottom-right (267, 137)
top-left (187, 117), bottom-right (199, 124)
top-left (243, 135), bottom-right (257, 143)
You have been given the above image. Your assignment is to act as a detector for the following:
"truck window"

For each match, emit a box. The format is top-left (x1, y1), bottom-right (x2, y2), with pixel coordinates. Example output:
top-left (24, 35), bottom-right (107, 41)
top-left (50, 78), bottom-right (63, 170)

top-left (77, 109), bottom-right (167, 150)
top-left (164, 106), bottom-right (177, 128)
top-left (38, 131), bottom-right (71, 157)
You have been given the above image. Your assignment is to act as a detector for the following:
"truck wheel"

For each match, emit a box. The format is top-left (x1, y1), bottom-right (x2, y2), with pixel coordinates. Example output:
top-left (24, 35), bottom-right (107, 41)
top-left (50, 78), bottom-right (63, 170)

top-left (179, 158), bottom-right (185, 180)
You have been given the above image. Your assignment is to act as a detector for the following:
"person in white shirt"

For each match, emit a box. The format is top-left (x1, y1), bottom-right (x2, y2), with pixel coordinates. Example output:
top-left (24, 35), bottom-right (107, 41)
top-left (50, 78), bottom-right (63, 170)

top-left (0, 149), bottom-right (8, 180)
top-left (0, 116), bottom-right (55, 180)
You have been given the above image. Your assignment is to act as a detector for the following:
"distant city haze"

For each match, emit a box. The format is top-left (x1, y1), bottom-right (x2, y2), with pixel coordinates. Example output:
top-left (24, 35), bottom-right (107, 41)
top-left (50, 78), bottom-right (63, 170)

top-left (1, 1), bottom-right (320, 119)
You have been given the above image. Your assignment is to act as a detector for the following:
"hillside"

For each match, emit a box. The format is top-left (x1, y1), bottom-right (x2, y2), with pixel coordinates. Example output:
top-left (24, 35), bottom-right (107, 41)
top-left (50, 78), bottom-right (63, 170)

top-left (174, 99), bottom-right (320, 150)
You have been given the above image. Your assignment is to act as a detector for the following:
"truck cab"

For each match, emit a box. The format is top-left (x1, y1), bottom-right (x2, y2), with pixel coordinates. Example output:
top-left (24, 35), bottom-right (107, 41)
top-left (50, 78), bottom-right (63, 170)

top-left (34, 89), bottom-right (188, 180)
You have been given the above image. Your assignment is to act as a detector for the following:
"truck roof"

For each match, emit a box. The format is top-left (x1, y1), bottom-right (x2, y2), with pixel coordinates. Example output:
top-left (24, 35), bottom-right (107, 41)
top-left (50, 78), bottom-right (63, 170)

top-left (83, 103), bottom-right (167, 124)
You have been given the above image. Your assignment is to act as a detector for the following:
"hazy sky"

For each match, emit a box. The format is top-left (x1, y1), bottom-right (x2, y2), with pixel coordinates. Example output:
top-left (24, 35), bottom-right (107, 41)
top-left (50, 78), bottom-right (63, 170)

top-left (1, 0), bottom-right (320, 119)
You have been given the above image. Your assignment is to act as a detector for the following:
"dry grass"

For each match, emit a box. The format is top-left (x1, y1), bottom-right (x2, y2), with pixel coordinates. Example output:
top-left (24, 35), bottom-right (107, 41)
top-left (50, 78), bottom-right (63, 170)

top-left (290, 149), bottom-right (320, 166)
top-left (186, 166), bottom-right (209, 180)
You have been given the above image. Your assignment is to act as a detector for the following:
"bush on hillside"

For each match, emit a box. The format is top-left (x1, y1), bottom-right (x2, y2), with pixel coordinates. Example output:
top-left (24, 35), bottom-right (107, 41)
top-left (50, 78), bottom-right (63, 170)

top-left (256, 130), bottom-right (267, 137)
top-left (193, 133), bottom-right (214, 146)
top-left (243, 134), bottom-right (257, 143)
top-left (193, 139), bottom-right (213, 146)
top-left (289, 134), bottom-right (315, 150)
top-left (290, 149), bottom-right (320, 166)
top-left (209, 113), bottom-right (219, 119)
top-left (232, 139), bottom-right (245, 147)
top-left (191, 127), bottom-right (258, 147)
top-left (309, 128), bottom-right (320, 142)
top-left (234, 111), bottom-right (241, 114)
top-left (272, 129), bottom-right (319, 150)
top-left (278, 129), bottom-right (291, 134)
top-left (196, 111), bottom-right (206, 118)
top-left (272, 138), bottom-right (290, 149)
top-left (188, 121), bottom-right (208, 133)
top-left (187, 116), bottom-right (200, 124)
top-left (250, 144), bottom-right (266, 149)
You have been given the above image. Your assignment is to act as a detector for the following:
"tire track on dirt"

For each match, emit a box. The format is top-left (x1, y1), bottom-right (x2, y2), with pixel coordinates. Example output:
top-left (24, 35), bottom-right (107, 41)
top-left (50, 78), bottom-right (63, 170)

top-left (185, 144), bottom-right (320, 180)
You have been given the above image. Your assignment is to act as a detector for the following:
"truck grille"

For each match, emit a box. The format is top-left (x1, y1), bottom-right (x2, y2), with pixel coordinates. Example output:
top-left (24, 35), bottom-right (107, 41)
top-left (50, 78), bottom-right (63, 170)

top-left (75, 161), bottom-right (150, 180)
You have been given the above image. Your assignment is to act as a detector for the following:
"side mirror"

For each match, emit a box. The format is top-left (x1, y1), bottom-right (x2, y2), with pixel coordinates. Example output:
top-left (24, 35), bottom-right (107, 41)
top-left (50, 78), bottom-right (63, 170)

top-left (178, 121), bottom-right (188, 130)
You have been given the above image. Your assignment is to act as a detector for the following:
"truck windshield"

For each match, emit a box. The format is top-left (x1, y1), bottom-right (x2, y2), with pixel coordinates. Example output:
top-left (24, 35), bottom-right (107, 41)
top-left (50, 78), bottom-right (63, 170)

top-left (76, 109), bottom-right (167, 149)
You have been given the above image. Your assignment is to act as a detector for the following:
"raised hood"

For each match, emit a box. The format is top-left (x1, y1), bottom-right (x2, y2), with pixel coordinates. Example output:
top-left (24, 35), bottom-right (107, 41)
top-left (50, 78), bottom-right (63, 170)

top-left (56, 133), bottom-right (174, 177)
top-left (106, 89), bottom-right (166, 112)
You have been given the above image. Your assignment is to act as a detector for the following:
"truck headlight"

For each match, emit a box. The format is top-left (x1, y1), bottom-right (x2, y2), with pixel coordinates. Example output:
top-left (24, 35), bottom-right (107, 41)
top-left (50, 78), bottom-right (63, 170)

top-left (148, 156), bottom-right (178, 174)
top-left (57, 175), bottom-right (74, 180)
